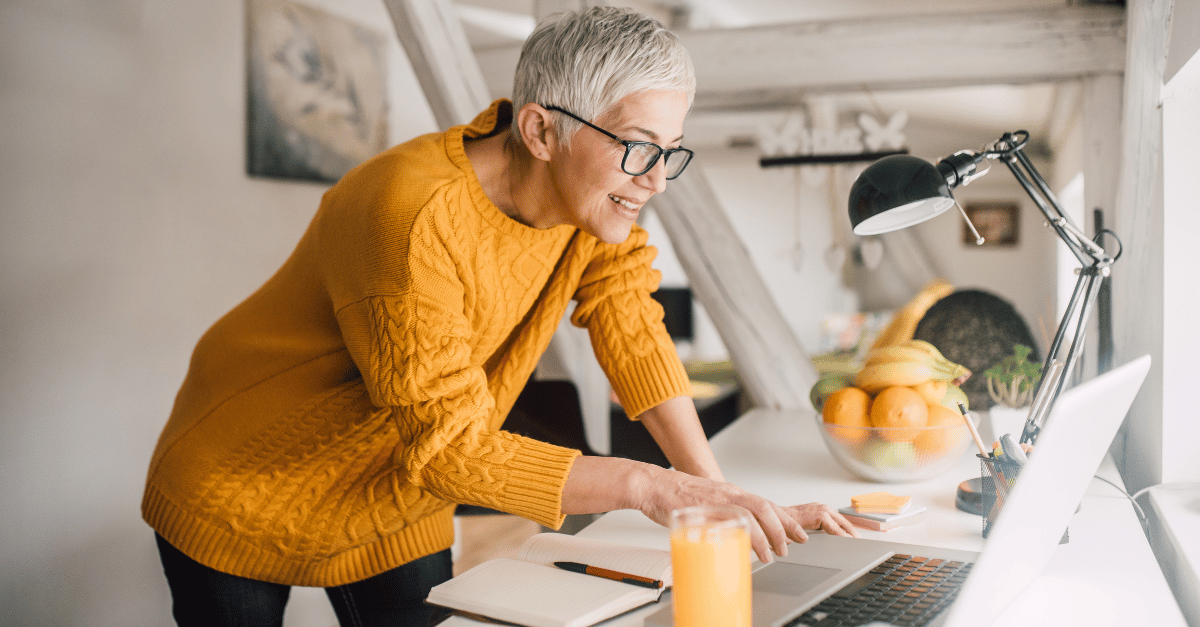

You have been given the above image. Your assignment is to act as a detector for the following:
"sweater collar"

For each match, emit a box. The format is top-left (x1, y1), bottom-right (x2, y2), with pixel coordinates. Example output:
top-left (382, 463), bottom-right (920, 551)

top-left (446, 99), bottom-right (575, 242)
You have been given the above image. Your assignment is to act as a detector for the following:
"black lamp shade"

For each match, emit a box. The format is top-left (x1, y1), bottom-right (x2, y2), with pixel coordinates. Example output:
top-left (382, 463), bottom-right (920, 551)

top-left (848, 154), bottom-right (956, 235)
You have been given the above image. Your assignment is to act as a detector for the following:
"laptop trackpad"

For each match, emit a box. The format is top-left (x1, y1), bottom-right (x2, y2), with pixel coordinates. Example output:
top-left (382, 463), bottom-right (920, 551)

top-left (753, 562), bottom-right (840, 596)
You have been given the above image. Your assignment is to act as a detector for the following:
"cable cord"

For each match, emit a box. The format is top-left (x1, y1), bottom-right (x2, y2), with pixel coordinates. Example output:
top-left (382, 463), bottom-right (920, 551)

top-left (1092, 475), bottom-right (1148, 532)
top-left (1091, 479), bottom-right (1200, 536)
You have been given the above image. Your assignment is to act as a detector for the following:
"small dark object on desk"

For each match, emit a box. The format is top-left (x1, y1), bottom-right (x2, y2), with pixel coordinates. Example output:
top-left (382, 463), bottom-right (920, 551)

top-left (956, 478), bottom-right (986, 516)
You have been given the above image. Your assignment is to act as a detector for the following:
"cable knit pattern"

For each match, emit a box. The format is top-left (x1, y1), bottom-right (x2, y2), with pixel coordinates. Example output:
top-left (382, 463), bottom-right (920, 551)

top-left (142, 100), bottom-right (691, 587)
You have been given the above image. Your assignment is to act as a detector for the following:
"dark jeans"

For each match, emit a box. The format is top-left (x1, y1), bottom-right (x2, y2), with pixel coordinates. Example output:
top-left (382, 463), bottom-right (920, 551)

top-left (155, 534), bottom-right (453, 627)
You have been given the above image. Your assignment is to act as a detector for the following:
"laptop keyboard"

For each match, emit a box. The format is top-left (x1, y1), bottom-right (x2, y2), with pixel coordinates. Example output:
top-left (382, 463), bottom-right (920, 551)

top-left (784, 553), bottom-right (974, 627)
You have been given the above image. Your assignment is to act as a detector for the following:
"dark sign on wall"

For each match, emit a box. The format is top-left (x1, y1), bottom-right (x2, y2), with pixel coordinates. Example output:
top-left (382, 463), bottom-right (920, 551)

top-left (963, 201), bottom-right (1020, 247)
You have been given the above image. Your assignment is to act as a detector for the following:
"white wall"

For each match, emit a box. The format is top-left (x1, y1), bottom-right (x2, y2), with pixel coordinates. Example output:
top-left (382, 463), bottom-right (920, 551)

top-left (0, 0), bottom-right (434, 624)
top-left (688, 150), bottom-right (862, 354)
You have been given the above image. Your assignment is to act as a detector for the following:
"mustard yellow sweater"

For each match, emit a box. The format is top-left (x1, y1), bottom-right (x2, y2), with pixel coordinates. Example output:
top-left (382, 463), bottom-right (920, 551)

top-left (142, 100), bottom-right (691, 587)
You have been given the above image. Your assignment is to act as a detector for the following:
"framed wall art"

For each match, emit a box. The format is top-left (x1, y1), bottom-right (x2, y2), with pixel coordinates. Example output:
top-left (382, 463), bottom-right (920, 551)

top-left (246, 0), bottom-right (389, 183)
top-left (962, 201), bottom-right (1020, 247)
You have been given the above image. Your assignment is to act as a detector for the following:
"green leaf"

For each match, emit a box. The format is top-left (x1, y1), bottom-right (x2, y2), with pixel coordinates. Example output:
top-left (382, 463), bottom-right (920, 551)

top-left (984, 344), bottom-right (1042, 388)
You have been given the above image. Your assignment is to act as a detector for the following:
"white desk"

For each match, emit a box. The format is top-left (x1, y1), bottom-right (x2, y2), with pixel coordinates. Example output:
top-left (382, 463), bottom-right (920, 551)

top-left (444, 407), bottom-right (1184, 626)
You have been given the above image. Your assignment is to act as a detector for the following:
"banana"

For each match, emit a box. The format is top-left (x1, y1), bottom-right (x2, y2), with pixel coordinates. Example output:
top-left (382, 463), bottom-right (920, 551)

top-left (902, 339), bottom-right (946, 361)
top-left (902, 340), bottom-right (968, 380)
top-left (936, 361), bottom-right (970, 382)
top-left (853, 361), bottom-right (935, 393)
top-left (862, 343), bottom-right (969, 382)
top-left (862, 346), bottom-right (937, 368)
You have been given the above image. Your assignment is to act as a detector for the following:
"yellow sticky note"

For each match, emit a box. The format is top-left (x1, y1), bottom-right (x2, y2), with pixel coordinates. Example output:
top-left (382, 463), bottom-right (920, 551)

top-left (850, 491), bottom-right (912, 513)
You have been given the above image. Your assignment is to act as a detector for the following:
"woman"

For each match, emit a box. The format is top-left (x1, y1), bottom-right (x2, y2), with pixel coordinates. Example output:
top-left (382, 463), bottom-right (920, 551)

top-left (144, 7), bottom-right (856, 626)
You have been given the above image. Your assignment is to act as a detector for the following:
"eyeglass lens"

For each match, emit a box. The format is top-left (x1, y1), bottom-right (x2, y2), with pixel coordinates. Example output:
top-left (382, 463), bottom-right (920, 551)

top-left (624, 143), bottom-right (692, 179)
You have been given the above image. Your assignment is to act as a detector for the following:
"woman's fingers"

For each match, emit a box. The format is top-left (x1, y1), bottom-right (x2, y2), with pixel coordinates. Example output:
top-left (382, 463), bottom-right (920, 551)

top-left (746, 523), bottom-right (774, 564)
top-left (706, 494), bottom-right (784, 563)
top-left (770, 501), bottom-right (809, 545)
top-left (639, 471), bottom-right (789, 562)
top-left (820, 510), bottom-right (859, 537)
top-left (785, 503), bottom-right (861, 538)
top-left (741, 498), bottom-right (792, 561)
top-left (637, 469), bottom-right (860, 561)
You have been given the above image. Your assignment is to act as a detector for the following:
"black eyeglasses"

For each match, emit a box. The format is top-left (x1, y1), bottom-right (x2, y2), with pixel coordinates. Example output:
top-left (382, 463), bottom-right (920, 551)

top-left (542, 105), bottom-right (694, 180)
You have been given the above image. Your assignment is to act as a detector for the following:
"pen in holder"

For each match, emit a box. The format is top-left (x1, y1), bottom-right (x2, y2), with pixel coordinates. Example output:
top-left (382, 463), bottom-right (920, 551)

top-left (979, 454), bottom-right (1069, 544)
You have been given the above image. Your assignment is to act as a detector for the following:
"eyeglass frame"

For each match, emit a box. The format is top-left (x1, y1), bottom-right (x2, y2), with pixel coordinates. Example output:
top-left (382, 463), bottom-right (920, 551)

top-left (541, 105), bottom-right (694, 180)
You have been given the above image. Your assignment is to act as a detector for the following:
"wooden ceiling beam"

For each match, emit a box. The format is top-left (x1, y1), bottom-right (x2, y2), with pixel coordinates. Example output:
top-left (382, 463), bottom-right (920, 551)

top-left (473, 6), bottom-right (1127, 110)
top-left (684, 6), bottom-right (1126, 111)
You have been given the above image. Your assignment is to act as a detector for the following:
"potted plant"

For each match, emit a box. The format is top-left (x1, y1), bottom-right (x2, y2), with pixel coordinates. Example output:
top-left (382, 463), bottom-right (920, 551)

top-left (984, 344), bottom-right (1041, 441)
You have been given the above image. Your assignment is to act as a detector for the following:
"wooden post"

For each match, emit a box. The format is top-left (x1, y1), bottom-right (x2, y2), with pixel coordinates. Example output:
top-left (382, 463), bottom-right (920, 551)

top-left (382, 0), bottom-right (490, 128)
top-left (1109, 0), bottom-right (1173, 493)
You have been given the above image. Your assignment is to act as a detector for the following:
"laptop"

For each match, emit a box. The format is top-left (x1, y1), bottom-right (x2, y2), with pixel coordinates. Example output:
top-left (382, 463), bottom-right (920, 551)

top-left (645, 354), bottom-right (1152, 627)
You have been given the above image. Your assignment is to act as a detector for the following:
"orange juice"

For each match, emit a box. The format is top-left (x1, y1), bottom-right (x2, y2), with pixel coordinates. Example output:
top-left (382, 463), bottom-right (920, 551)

top-left (670, 511), bottom-right (752, 627)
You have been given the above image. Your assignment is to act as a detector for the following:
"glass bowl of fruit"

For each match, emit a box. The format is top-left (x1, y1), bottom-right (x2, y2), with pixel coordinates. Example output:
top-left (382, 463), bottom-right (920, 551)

top-left (812, 342), bottom-right (979, 483)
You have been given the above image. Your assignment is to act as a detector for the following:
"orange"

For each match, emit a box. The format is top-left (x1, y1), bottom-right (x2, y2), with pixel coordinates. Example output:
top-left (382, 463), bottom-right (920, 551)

top-left (910, 379), bottom-right (948, 406)
top-left (914, 403), bottom-right (964, 455)
top-left (869, 386), bottom-right (929, 442)
top-left (821, 386), bottom-right (872, 445)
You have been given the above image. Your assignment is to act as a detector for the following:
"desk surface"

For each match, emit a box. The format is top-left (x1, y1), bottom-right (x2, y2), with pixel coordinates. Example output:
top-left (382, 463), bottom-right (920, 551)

top-left (445, 407), bottom-right (1184, 626)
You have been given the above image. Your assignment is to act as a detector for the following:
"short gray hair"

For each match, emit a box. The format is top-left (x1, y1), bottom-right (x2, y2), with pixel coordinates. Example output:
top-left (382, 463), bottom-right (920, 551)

top-left (510, 6), bottom-right (695, 149)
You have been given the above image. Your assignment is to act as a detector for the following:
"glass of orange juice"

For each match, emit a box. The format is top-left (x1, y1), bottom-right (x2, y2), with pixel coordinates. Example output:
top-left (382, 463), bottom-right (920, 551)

top-left (670, 505), bottom-right (753, 627)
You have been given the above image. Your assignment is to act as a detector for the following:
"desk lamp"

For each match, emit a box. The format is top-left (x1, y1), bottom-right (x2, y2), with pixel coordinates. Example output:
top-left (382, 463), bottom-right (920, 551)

top-left (847, 131), bottom-right (1122, 444)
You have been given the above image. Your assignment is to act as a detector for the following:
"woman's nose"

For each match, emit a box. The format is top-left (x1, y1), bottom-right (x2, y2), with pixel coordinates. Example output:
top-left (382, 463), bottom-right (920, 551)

top-left (636, 156), bottom-right (668, 193)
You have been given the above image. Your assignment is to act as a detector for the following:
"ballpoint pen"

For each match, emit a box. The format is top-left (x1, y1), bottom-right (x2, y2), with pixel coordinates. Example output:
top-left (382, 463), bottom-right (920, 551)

top-left (553, 561), bottom-right (664, 589)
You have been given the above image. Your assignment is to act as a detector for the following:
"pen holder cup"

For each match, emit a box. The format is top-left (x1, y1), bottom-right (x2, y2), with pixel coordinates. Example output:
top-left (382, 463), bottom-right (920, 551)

top-left (980, 456), bottom-right (1069, 543)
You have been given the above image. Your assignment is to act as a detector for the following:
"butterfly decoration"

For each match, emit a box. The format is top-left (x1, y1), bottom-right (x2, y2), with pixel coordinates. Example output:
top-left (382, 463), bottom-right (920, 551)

top-left (859, 111), bottom-right (908, 152)
top-left (759, 111), bottom-right (907, 159)
top-left (755, 112), bottom-right (809, 157)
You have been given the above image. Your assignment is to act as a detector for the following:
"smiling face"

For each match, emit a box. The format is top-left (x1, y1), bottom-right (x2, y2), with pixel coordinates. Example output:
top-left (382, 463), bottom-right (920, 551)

top-left (545, 90), bottom-right (689, 245)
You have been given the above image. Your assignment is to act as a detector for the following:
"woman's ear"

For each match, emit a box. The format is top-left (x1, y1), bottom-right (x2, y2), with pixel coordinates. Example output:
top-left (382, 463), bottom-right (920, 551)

top-left (515, 103), bottom-right (556, 163)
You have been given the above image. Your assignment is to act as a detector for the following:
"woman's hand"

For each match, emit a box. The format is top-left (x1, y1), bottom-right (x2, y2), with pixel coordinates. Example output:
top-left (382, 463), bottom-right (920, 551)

top-left (562, 456), bottom-right (858, 565)
top-left (782, 503), bottom-right (860, 538)
top-left (634, 465), bottom-right (813, 564)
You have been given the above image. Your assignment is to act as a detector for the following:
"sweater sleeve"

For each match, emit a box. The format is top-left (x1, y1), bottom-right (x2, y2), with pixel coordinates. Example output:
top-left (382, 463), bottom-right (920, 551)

top-left (328, 196), bottom-right (579, 529)
top-left (570, 225), bottom-right (692, 418)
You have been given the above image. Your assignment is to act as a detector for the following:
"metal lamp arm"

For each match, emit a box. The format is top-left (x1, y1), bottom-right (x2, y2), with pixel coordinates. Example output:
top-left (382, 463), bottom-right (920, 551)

top-left (990, 138), bottom-right (1119, 444)
top-left (936, 131), bottom-right (1120, 445)
top-left (913, 130), bottom-right (1128, 508)
top-left (999, 146), bottom-right (1110, 267)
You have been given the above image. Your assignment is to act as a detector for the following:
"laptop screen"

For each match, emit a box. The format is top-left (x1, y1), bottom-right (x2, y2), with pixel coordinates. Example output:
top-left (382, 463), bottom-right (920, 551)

top-left (940, 355), bottom-right (1151, 626)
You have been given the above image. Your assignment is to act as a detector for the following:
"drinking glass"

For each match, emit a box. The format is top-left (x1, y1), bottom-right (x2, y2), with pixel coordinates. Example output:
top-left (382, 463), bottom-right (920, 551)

top-left (669, 505), bottom-right (753, 627)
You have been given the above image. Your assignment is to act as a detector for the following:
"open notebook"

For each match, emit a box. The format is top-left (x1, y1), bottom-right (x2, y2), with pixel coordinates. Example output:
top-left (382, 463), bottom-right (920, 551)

top-left (427, 532), bottom-right (672, 627)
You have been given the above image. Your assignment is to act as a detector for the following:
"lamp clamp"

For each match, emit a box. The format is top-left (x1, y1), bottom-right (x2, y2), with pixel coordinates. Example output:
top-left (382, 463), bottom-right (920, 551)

top-left (936, 150), bottom-right (988, 188)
